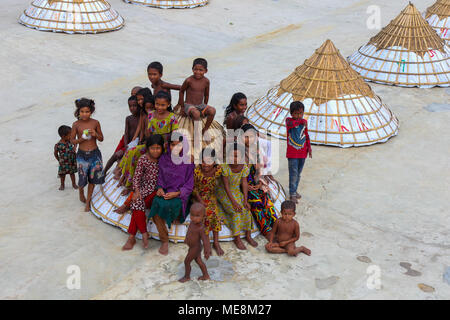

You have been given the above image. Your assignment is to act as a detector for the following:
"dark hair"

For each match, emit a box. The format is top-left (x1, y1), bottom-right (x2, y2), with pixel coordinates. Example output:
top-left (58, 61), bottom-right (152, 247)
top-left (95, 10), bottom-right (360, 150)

top-left (128, 95), bottom-right (137, 102)
top-left (137, 87), bottom-right (153, 99)
top-left (147, 61), bottom-right (163, 74)
top-left (154, 90), bottom-right (173, 112)
top-left (58, 125), bottom-right (71, 138)
top-left (74, 98), bottom-right (95, 119)
top-left (224, 92), bottom-right (247, 121)
top-left (232, 115), bottom-right (249, 130)
top-left (146, 134), bottom-right (164, 150)
top-left (193, 58), bottom-right (208, 70)
top-left (241, 123), bottom-right (256, 133)
top-left (281, 200), bottom-right (296, 212)
top-left (290, 101), bottom-right (304, 114)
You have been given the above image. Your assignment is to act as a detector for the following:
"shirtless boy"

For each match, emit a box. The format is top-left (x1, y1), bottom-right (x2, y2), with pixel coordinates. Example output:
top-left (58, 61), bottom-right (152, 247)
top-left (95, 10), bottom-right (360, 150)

top-left (265, 200), bottom-right (311, 256)
top-left (70, 98), bottom-right (105, 212)
top-left (179, 203), bottom-right (212, 283)
top-left (178, 58), bottom-right (216, 134)
top-left (147, 61), bottom-right (181, 99)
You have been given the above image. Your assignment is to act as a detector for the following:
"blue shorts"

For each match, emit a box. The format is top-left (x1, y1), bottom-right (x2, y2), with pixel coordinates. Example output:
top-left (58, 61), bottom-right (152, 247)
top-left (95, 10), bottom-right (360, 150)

top-left (77, 148), bottom-right (105, 188)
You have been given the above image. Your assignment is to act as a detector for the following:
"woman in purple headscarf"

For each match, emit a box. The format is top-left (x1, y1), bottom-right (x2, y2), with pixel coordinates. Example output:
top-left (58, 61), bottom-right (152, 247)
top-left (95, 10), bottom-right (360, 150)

top-left (149, 134), bottom-right (194, 255)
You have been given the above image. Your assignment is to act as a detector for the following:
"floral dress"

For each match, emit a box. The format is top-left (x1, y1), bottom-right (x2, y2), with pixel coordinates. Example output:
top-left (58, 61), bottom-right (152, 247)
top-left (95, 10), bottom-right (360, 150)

top-left (216, 164), bottom-right (252, 236)
top-left (55, 141), bottom-right (77, 176)
top-left (247, 165), bottom-right (278, 235)
top-left (130, 156), bottom-right (159, 212)
top-left (192, 166), bottom-right (223, 234)
top-left (118, 111), bottom-right (179, 188)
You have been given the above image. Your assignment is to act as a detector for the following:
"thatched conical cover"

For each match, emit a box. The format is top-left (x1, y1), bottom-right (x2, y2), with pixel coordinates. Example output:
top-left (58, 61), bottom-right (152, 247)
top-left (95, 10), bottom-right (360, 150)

top-left (124, 0), bottom-right (208, 9)
top-left (348, 3), bottom-right (449, 88)
top-left (246, 40), bottom-right (399, 147)
top-left (19, 0), bottom-right (124, 34)
top-left (425, 0), bottom-right (450, 44)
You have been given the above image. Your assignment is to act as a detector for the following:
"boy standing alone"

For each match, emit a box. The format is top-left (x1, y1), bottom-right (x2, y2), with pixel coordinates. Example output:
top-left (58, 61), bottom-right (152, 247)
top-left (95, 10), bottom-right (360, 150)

top-left (286, 101), bottom-right (312, 203)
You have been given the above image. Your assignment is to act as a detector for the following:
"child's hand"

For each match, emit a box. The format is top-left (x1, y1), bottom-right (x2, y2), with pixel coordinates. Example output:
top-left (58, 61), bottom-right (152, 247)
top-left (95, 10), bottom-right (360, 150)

top-left (279, 241), bottom-right (288, 247)
top-left (244, 201), bottom-right (251, 211)
top-left (204, 248), bottom-right (211, 260)
top-left (88, 129), bottom-right (97, 138)
top-left (231, 200), bottom-right (242, 212)
top-left (132, 190), bottom-right (142, 202)
top-left (156, 188), bottom-right (165, 197)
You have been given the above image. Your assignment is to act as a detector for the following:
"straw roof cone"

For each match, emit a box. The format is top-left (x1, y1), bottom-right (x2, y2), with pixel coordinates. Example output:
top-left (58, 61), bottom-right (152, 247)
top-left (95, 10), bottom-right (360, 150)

top-left (425, 0), bottom-right (450, 44)
top-left (19, 0), bottom-right (124, 34)
top-left (124, 0), bottom-right (208, 9)
top-left (246, 39), bottom-right (399, 147)
top-left (348, 2), bottom-right (449, 88)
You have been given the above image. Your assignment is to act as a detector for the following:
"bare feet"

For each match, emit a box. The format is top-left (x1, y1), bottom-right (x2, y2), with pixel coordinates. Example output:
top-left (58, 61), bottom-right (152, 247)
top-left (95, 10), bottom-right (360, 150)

top-left (84, 203), bottom-right (91, 212)
top-left (213, 241), bottom-right (224, 256)
top-left (299, 246), bottom-right (311, 256)
top-left (113, 204), bottom-right (129, 214)
top-left (178, 276), bottom-right (190, 283)
top-left (245, 235), bottom-right (258, 248)
top-left (121, 188), bottom-right (131, 196)
top-left (142, 232), bottom-right (149, 249)
top-left (122, 236), bottom-right (136, 250)
top-left (159, 242), bottom-right (169, 255)
top-left (233, 237), bottom-right (246, 250)
top-left (198, 274), bottom-right (210, 281)
top-left (79, 193), bottom-right (86, 203)
top-left (72, 183), bottom-right (78, 190)
top-left (59, 185), bottom-right (65, 191)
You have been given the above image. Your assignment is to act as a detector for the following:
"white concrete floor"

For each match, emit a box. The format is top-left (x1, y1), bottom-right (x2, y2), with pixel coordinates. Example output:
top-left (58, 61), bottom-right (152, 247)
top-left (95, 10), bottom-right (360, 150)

top-left (0, 0), bottom-right (449, 299)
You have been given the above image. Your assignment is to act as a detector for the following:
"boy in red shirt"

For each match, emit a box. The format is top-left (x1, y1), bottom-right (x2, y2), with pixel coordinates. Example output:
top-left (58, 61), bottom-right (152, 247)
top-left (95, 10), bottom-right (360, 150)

top-left (286, 101), bottom-right (312, 203)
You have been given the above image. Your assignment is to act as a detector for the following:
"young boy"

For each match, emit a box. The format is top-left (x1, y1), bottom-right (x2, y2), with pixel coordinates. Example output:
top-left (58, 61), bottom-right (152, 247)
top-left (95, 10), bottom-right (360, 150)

top-left (286, 101), bottom-right (312, 203)
top-left (104, 96), bottom-right (140, 174)
top-left (54, 125), bottom-right (78, 191)
top-left (147, 61), bottom-right (181, 99)
top-left (178, 58), bottom-right (216, 134)
top-left (265, 200), bottom-right (311, 256)
top-left (70, 98), bottom-right (105, 212)
top-left (179, 203), bottom-right (212, 283)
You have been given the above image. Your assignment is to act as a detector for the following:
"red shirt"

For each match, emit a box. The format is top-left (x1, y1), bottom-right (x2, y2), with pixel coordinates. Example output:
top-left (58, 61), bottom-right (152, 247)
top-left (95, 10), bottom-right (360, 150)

top-left (286, 117), bottom-right (311, 158)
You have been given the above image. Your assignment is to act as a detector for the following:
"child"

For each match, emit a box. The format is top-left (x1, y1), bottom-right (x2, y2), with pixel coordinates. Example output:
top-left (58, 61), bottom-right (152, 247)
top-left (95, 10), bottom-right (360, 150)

top-left (70, 98), bottom-right (105, 212)
top-left (104, 96), bottom-right (140, 175)
top-left (54, 125), bottom-right (78, 190)
top-left (122, 134), bottom-right (164, 251)
top-left (149, 135), bottom-right (194, 255)
top-left (131, 86), bottom-right (142, 97)
top-left (216, 143), bottom-right (257, 250)
top-left (286, 101), bottom-right (312, 203)
top-left (147, 61), bottom-right (181, 99)
top-left (223, 92), bottom-right (248, 130)
top-left (192, 148), bottom-right (224, 256)
top-left (179, 203), bottom-right (212, 283)
top-left (178, 58), bottom-right (216, 134)
top-left (265, 200), bottom-right (311, 256)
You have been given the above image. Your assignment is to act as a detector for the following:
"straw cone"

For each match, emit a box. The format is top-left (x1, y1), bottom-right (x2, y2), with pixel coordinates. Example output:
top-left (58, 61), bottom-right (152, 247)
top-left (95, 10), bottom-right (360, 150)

top-left (19, 0), bottom-right (124, 34)
top-left (425, 0), bottom-right (450, 44)
top-left (124, 0), bottom-right (208, 9)
top-left (348, 2), bottom-right (449, 88)
top-left (246, 39), bottom-right (399, 147)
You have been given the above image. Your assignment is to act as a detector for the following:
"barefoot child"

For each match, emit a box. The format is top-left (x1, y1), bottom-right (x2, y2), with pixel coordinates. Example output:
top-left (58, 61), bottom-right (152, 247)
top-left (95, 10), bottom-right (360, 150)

top-left (122, 135), bottom-right (164, 251)
top-left (265, 200), bottom-right (311, 256)
top-left (147, 61), bottom-right (181, 99)
top-left (179, 203), bottom-right (212, 283)
top-left (104, 96), bottom-right (140, 175)
top-left (216, 143), bottom-right (257, 250)
top-left (70, 98), bottom-right (105, 212)
top-left (178, 58), bottom-right (216, 134)
top-left (192, 148), bottom-right (224, 256)
top-left (54, 125), bottom-right (78, 191)
top-left (286, 102), bottom-right (312, 203)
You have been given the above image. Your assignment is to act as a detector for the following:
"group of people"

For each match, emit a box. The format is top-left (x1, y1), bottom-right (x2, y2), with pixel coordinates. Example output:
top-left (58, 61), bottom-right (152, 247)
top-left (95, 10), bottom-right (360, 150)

top-left (54, 59), bottom-right (312, 282)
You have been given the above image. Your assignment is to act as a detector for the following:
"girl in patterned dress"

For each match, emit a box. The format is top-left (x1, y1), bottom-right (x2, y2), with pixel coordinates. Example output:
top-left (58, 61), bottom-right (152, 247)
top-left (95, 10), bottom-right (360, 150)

top-left (192, 148), bottom-right (224, 256)
top-left (216, 143), bottom-right (258, 250)
top-left (117, 91), bottom-right (178, 196)
top-left (54, 125), bottom-right (78, 190)
top-left (122, 134), bottom-right (164, 251)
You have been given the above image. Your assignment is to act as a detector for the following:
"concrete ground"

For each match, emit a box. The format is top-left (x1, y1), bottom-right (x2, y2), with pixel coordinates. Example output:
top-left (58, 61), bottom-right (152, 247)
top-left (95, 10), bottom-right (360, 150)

top-left (0, 0), bottom-right (449, 299)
